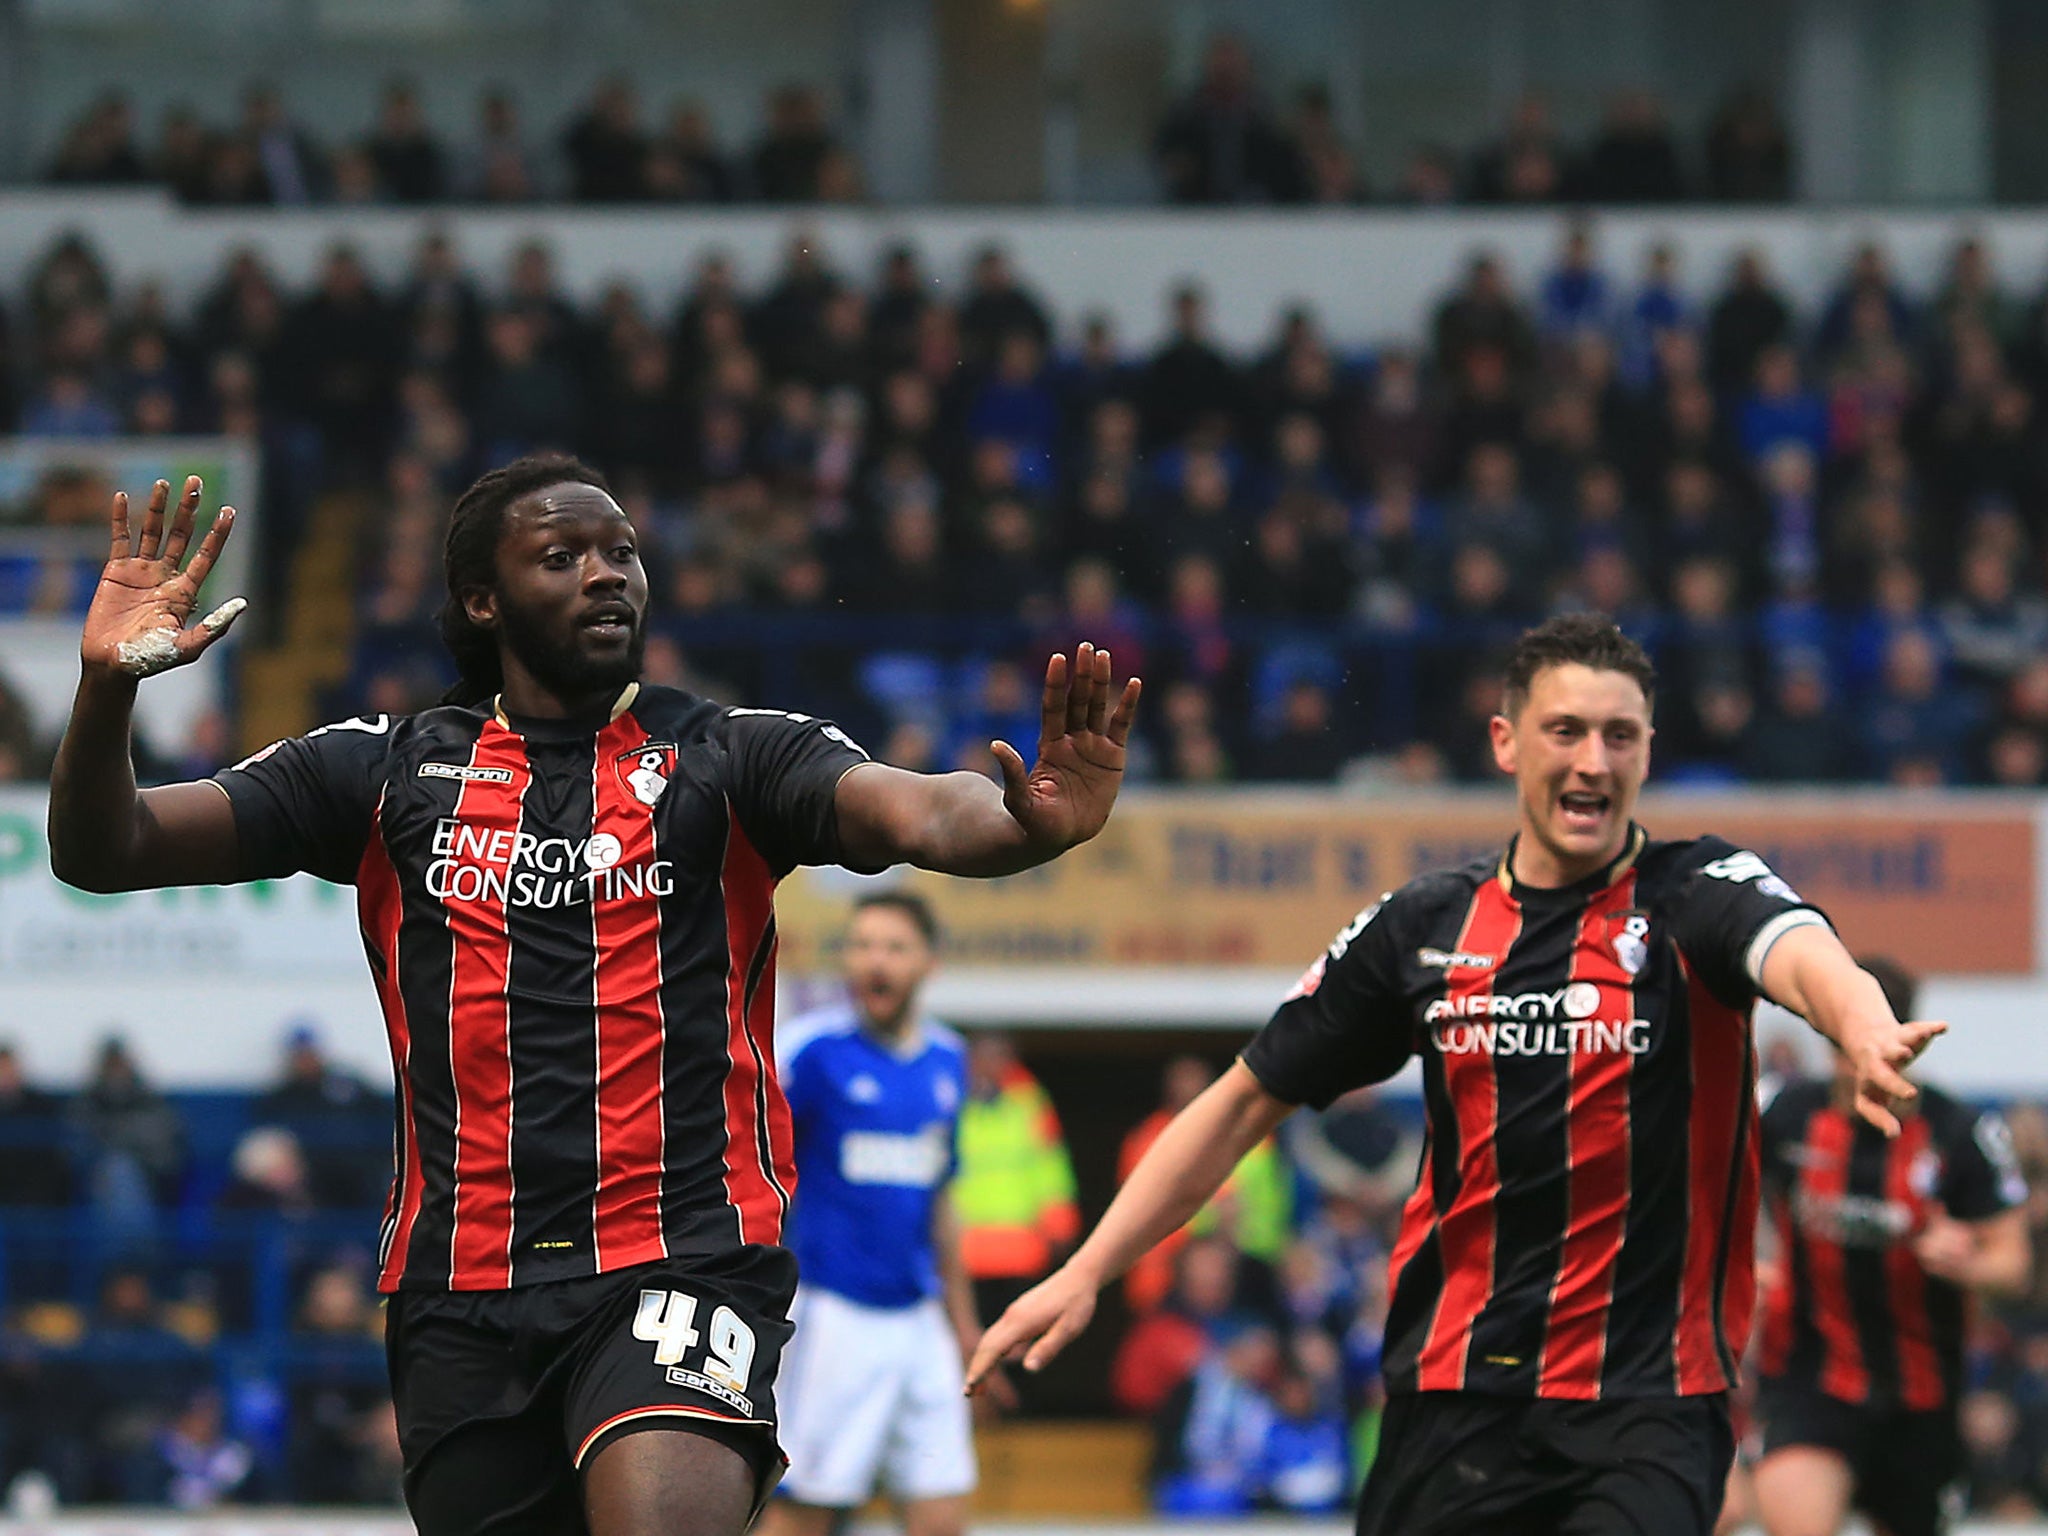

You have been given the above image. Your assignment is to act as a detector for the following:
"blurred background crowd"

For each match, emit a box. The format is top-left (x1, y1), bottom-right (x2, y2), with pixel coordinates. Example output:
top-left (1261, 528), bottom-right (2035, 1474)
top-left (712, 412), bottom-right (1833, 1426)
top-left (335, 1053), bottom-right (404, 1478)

top-left (7, 203), bottom-right (2048, 790)
top-left (8, 1020), bottom-right (2048, 1517)
top-left (34, 55), bottom-right (1794, 210)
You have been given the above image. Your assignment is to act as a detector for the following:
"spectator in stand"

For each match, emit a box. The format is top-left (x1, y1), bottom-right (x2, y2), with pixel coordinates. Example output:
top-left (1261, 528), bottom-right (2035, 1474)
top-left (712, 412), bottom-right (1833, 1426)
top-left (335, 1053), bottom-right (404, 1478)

top-left (47, 93), bottom-right (148, 185)
top-left (1745, 656), bottom-right (1851, 783)
top-left (561, 75), bottom-right (647, 201)
top-left (1618, 241), bottom-right (1691, 385)
top-left (241, 83), bottom-right (324, 204)
top-left (1467, 91), bottom-right (1568, 203)
top-left (145, 103), bottom-right (208, 202)
top-left (960, 244), bottom-right (1053, 369)
top-left (218, 1126), bottom-right (317, 1217)
top-left (132, 1389), bottom-right (262, 1509)
top-left (278, 243), bottom-right (398, 470)
top-left (647, 99), bottom-right (734, 202)
top-left (0, 1043), bottom-right (73, 1207)
top-left (1582, 89), bottom-right (1685, 202)
top-left (1704, 85), bottom-right (1792, 201)
top-left (752, 84), bottom-right (838, 202)
top-left (1152, 1323), bottom-right (1283, 1515)
top-left (364, 77), bottom-right (446, 202)
top-left (1942, 540), bottom-right (2048, 692)
top-left (1708, 248), bottom-right (1794, 396)
top-left (1393, 144), bottom-right (1459, 205)
top-left (1863, 628), bottom-right (1980, 784)
top-left (252, 1022), bottom-right (386, 1207)
top-left (155, 104), bottom-right (213, 202)
top-left (1113, 1235), bottom-right (1249, 1418)
top-left (72, 1269), bottom-right (208, 1500)
top-left (463, 87), bottom-right (543, 201)
top-left (1293, 86), bottom-right (1365, 203)
top-left (474, 307), bottom-right (580, 461)
top-left (1939, 236), bottom-right (2019, 349)
top-left (70, 1035), bottom-right (185, 1230)
top-left (1738, 344), bottom-right (1828, 464)
top-left (1433, 252), bottom-right (1537, 391)
top-left (289, 1266), bottom-right (395, 1505)
top-left (1538, 221), bottom-right (1612, 340)
top-left (952, 1032), bottom-right (1080, 1328)
top-left (398, 227), bottom-right (485, 402)
top-left (19, 371), bottom-right (121, 438)
top-left (1259, 1365), bottom-right (1351, 1514)
top-left (1444, 441), bottom-right (1547, 594)
top-left (1153, 34), bottom-right (1308, 205)
top-left (1142, 282), bottom-right (1240, 446)
top-left (1817, 242), bottom-right (1916, 364)
top-left (1245, 676), bottom-right (1349, 782)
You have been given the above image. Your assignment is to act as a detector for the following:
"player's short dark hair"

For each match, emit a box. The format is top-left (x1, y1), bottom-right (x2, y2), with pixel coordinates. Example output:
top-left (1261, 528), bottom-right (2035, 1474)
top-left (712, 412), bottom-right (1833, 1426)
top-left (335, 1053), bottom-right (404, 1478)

top-left (1857, 955), bottom-right (1919, 1020)
top-left (438, 454), bottom-right (612, 707)
top-left (852, 890), bottom-right (939, 947)
top-left (1501, 613), bottom-right (1657, 718)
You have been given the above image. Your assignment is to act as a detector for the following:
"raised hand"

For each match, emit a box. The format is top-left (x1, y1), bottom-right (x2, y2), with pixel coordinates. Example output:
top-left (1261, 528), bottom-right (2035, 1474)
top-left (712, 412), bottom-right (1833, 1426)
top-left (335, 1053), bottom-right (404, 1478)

top-left (83, 477), bottom-right (246, 679)
top-left (1845, 1016), bottom-right (1946, 1138)
top-left (989, 643), bottom-right (1142, 853)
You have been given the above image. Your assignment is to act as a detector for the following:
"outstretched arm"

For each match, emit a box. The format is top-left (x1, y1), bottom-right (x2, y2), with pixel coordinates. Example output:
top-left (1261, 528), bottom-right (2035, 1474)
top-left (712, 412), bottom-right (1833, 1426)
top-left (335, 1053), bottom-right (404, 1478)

top-left (964, 1062), bottom-right (1291, 1391)
top-left (835, 643), bottom-right (1141, 877)
top-left (49, 478), bottom-right (247, 892)
top-left (1758, 924), bottom-right (1945, 1138)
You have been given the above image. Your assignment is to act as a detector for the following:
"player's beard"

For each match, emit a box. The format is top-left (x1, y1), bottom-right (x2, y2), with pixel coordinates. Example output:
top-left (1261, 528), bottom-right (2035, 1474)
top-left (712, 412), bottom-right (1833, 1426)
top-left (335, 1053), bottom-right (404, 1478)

top-left (498, 596), bottom-right (646, 702)
top-left (856, 983), bottom-right (914, 1037)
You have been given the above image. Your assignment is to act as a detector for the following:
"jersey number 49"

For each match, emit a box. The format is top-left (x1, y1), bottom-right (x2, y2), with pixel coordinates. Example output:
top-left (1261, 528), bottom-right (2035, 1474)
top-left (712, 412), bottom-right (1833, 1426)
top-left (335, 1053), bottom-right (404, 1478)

top-left (633, 1288), bottom-right (758, 1391)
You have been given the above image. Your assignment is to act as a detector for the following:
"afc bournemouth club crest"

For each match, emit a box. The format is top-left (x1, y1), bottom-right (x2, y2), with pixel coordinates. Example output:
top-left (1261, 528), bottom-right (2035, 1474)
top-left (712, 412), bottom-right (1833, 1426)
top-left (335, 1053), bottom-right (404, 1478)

top-left (617, 742), bottom-right (678, 808)
top-left (1608, 911), bottom-right (1651, 976)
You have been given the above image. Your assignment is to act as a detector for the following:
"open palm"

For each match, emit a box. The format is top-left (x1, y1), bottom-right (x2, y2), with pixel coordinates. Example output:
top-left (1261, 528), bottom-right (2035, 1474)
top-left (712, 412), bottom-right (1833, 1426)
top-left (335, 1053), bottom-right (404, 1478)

top-left (991, 643), bottom-right (1142, 851)
top-left (84, 476), bottom-right (245, 677)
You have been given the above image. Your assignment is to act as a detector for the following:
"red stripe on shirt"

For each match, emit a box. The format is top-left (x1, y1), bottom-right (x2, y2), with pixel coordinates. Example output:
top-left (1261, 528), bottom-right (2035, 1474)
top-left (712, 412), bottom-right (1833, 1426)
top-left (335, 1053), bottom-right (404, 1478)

top-left (1675, 968), bottom-right (1752, 1393)
top-left (1382, 1126), bottom-right (1440, 1305)
top-left (1415, 878), bottom-right (1523, 1393)
top-left (1724, 1068), bottom-right (1761, 1383)
top-left (1886, 1114), bottom-right (1946, 1409)
top-left (1537, 875), bottom-right (1639, 1398)
top-left (445, 722), bottom-right (530, 1289)
top-left (1758, 1200), bottom-right (1797, 1378)
top-left (748, 910), bottom-right (796, 1221)
top-left (1801, 1107), bottom-right (1871, 1402)
top-left (719, 806), bottom-right (782, 1245)
top-left (361, 800), bottom-right (422, 1294)
top-left (590, 714), bottom-right (671, 1272)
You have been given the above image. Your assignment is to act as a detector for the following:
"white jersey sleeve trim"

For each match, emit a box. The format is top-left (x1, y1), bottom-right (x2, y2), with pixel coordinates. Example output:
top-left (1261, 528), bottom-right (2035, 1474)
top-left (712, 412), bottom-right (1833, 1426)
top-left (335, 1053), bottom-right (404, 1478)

top-left (1744, 909), bottom-right (1833, 991)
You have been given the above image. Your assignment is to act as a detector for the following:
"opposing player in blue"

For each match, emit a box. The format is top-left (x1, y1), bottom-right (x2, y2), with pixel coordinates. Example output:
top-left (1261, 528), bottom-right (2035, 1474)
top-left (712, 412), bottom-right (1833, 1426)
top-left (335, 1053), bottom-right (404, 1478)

top-left (764, 892), bottom-right (986, 1536)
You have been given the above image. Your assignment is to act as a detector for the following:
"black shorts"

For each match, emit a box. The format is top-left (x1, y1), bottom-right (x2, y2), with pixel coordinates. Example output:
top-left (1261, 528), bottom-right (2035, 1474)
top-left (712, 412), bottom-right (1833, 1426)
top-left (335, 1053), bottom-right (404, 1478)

top-left (1757, 1380), bottom-right (1962, 1536)
top-left (386, 1245), bottom-right (797, 1536)
top-left (1355, 1390), bottom-right (1735, 1536)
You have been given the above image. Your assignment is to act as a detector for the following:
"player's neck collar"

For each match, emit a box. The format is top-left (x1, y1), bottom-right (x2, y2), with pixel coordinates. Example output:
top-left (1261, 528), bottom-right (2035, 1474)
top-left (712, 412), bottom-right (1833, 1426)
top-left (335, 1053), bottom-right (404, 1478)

top-left (859, 1014), bottom-right (928, 1058)
top-left (1497, 822), bottom-right (1645, 900)
top-left (492, 682), bottom-right (641, 732)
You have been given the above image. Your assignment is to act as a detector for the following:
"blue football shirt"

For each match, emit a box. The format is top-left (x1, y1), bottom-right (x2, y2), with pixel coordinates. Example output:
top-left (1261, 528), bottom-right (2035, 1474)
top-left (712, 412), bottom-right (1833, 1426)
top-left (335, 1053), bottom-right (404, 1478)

top-left (780, 1004), bottom-right (967, 1309)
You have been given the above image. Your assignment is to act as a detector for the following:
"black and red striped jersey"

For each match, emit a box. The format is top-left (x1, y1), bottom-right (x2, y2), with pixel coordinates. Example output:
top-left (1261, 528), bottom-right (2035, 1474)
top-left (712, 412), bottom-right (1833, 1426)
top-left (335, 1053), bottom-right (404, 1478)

top-left (1758, 1077), bottom-right (2025, 1410)
top-left (1242, 825), bottom-right (1830, 1401)
top-left (212, 684), bottom-right (874, 1294)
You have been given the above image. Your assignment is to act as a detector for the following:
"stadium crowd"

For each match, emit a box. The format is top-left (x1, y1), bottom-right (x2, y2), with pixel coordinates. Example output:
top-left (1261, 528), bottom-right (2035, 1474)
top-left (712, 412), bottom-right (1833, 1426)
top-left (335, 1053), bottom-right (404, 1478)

top-left (38, 53), bottom-right (1790, 209)
top-left (8, 1026), bottom-right (2048, 1517)
top-left (5, 214), bottom-right (2048, 790)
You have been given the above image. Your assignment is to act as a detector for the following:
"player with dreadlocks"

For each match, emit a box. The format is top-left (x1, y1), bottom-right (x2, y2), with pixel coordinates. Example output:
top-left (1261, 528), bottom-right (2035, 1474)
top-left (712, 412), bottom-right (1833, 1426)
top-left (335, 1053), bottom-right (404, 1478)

top-left (49, 459), bottom-right (1142, 1536)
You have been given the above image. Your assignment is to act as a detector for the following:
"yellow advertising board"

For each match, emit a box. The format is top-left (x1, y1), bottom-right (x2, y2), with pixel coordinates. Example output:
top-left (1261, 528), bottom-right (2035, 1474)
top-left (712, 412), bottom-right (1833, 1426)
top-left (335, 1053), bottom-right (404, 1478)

top-left (774, 793), bottom-right (2037, 977)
